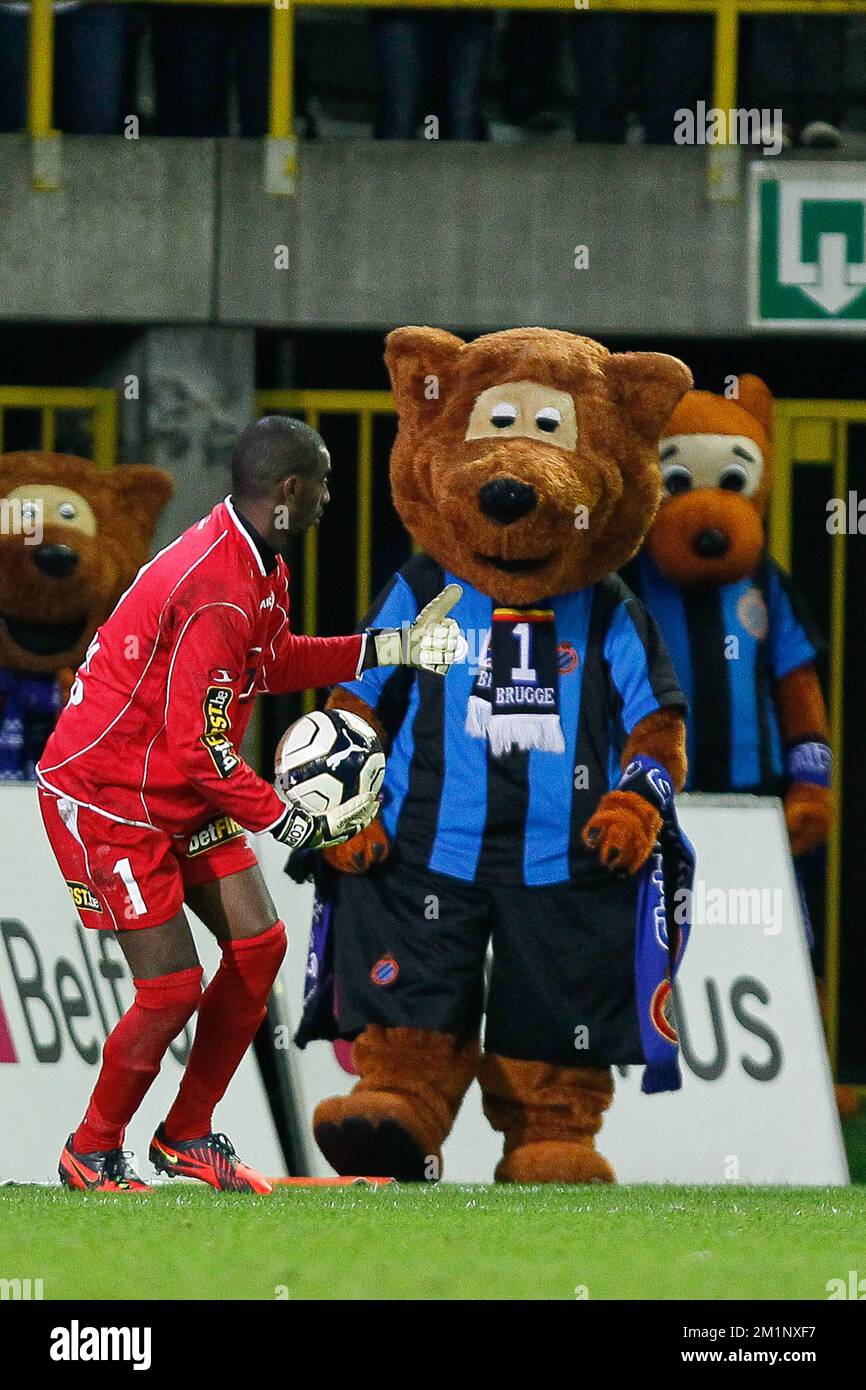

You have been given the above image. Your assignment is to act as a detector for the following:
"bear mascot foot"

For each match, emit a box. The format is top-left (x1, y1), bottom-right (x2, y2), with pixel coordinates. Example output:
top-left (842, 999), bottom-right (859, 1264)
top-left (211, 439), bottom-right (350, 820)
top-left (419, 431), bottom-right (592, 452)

top-left (480, 1054), bottom-right (616, 1184)
top-left (314, 1025), bottom-right (479, 1180)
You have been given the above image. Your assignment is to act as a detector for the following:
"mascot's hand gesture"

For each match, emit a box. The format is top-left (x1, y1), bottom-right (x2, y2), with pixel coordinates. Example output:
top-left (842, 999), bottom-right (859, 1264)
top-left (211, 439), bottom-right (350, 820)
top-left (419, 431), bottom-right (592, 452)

top-left (368, 584), bottom-right (463, 675)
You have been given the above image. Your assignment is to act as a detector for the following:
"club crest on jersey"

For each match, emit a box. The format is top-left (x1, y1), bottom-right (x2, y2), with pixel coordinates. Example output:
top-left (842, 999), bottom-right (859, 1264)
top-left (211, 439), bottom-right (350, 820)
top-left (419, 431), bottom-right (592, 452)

top-left (557, 641), bottom-right (579, 675)
top-left (186, 815), bottom-right (245, 856)
top-left (200, 686), bottom-right (239, 778)
top-left (66, 881), bottom-right (103, 913)
top-left (370, 955), bottom-right (399, 987)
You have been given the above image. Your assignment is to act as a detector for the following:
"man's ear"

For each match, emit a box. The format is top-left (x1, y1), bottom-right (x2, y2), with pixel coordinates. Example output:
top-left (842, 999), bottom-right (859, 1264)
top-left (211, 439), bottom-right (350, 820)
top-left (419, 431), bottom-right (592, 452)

top-left (737, 374), bottom-right (773, 438)
top-left (107, 465), bottom-right (174, 544)
top-left (605, 352), bottom-right (694, 442)
top-left (384, 326), bottom-right (464, 422)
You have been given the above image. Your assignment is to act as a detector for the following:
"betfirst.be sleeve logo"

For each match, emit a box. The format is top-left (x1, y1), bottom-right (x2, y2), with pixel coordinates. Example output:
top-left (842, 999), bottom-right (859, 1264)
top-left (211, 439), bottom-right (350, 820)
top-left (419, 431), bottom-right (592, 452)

top-left (200, 685), bottom-right (240, 778)
top-left (0, 918), bottom-right (192, 1068)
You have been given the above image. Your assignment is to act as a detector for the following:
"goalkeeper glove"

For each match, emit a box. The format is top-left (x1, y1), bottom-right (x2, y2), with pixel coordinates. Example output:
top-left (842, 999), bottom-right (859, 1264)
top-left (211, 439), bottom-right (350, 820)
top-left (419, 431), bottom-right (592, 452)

top-left (271, 790), bottom-right (380, 852)
top-left (363, 583), bottom-right (463, 676)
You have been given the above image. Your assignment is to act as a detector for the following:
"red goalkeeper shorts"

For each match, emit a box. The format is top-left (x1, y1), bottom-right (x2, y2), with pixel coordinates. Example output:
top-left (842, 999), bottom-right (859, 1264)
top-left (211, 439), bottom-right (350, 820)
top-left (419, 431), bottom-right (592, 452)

top-left (39, 788), bottom-right (259, 932)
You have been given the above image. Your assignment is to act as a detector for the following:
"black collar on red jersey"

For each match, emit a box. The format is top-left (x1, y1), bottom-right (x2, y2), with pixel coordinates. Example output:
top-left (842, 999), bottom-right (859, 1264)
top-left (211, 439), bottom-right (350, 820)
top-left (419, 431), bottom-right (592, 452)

top-left (228, 497), bottom-right (279, 576)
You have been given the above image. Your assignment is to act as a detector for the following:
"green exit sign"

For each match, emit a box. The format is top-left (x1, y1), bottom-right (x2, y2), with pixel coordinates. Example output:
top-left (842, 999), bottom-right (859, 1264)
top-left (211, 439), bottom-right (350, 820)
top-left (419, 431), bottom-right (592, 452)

top-left (749, 164), bottom-right (866, 331)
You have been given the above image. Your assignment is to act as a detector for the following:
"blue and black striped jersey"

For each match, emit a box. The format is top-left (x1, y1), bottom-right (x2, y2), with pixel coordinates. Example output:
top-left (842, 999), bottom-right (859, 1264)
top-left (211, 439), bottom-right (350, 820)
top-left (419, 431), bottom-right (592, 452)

top-left (342, 554), bottom-right (684, 887)
top-left (624, 552), bottom-right (821, 795)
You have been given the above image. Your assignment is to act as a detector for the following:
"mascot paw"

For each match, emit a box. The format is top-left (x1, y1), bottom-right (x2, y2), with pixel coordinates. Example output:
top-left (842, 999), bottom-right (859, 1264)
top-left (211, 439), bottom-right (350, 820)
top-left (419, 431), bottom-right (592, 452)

top-left (313, 1092), bottom-right (434, 1181)
top-left (495, 1141), bottom-right (615, 1185)
top-left (322, 816), bottom-right (390, 874)
top-left (582, 790), bottom-right (661, 874)
top-left (785, 781), bottom-right (831, 857)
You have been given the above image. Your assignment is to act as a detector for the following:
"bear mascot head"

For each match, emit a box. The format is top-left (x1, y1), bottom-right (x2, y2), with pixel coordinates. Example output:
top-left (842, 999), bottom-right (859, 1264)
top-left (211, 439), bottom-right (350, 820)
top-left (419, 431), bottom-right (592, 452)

top-left (646, 373), bottom-right (773, 588)
top-left (387, 325), bottom-right (692, 606)
top-left (0, 452), bottom-right (173, 779)
top-left (309, 327), bottom-right (698, 1186)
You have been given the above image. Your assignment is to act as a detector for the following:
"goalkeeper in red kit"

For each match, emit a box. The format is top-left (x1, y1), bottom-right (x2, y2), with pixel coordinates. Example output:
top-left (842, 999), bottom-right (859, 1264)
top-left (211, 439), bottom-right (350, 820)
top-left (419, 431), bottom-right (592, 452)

top-left (37, 416), bottom-right (461, 1193)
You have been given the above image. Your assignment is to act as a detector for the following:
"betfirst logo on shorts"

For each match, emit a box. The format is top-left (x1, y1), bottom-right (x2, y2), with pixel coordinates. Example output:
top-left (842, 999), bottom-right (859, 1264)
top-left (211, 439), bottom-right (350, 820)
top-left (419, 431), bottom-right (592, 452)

top-left (186, 816), bottom-right (245, 857)
top-left (200, 686), bottom-right (240, 778)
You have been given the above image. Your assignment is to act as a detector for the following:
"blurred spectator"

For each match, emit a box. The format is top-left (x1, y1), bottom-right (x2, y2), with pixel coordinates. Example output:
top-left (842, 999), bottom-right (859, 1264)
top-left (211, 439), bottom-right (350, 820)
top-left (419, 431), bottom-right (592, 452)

top-left (742, 16), bottom-right (847, 149)
top-left (572, 14), bottom-right (712, 145)
top-left (372, 7), bottom-right (492, 140)
top-left (0, 1), bottom-right (136, 134)
top-left (501, 11), bottom-right (565, 133)
top-left (150, 5), bottom-right (271, 137)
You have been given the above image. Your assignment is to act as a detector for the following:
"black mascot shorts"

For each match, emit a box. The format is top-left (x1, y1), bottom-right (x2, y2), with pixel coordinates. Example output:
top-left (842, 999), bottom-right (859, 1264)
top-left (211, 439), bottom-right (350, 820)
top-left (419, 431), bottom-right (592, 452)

top-left (332, 854), bottom-right (644, 1068)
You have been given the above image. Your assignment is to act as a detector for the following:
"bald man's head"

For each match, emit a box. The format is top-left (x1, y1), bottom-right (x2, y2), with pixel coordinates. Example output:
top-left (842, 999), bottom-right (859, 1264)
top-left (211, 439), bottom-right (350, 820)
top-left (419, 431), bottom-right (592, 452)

top-left (231, 415), bottom-right (328, 501)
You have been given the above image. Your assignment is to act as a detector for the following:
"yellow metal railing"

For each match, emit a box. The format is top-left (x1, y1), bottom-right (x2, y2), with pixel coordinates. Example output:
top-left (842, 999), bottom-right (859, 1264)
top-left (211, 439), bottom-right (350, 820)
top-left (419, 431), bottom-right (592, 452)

top-left (772, 400), bottom-right (866, 1074)
top-left (24, 0), bottom-right (866, 196)
top-left (256, 388), bottom-right (395, 708)
top-left (0, 388), bottom-right (118, 470)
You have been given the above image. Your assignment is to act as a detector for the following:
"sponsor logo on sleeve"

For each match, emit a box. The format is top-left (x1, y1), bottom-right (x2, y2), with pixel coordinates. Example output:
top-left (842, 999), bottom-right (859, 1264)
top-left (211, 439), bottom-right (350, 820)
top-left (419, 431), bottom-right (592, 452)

top-left (65, 882), bottom-right (103, 914)
top-left (200, 686), bottom-right (240, 778)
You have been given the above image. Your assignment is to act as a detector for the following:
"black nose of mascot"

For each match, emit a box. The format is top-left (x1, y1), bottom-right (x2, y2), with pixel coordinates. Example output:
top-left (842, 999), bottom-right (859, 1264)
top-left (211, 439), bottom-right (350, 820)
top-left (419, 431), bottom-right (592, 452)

top-left (478, 477), bottom-right (537, 526)
top-left (33, 543), bottom-right (79, 579)
top-left (693, 528), bottom-right (730, 559)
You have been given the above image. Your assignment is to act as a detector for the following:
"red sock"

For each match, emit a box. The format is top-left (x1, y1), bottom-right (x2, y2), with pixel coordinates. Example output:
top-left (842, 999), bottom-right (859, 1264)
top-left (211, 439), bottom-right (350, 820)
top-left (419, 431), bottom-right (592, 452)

top-left (73, 966), bottom-right (203, 1154)
top-left (164, 921), bottom-right (287, 1142)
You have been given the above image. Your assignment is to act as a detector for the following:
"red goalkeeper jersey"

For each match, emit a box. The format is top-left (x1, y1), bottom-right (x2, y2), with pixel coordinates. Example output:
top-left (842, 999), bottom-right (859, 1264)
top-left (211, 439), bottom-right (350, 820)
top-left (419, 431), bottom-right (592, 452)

top-left (37, 497), bottom-right (365, 836)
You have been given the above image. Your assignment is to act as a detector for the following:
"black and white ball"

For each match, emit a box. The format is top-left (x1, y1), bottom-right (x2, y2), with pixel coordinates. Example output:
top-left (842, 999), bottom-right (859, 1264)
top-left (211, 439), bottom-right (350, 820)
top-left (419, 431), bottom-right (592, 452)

top-left (275, 708), bottom-right (385, 815)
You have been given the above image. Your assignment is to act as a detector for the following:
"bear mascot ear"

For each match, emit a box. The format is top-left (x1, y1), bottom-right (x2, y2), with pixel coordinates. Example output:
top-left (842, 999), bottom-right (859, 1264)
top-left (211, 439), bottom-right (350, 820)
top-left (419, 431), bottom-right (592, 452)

top-left (105, 465), bottom-right (174, 545)
top-left (605, 352), bottom-right (693, 443)
top-left (736, 374), bottom-right (774, 438)
top-left (384, 326), bottom-right (465, 424)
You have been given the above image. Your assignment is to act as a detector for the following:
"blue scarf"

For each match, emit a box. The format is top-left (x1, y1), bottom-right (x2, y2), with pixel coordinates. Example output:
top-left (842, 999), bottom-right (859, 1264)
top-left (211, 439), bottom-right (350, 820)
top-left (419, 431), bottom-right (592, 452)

top-left (0, 669), bottom-right (62, 782)
top-left (293, 856), bottom-right (340, 1048)
top-left (620, 755), bottom-right (696, 1094)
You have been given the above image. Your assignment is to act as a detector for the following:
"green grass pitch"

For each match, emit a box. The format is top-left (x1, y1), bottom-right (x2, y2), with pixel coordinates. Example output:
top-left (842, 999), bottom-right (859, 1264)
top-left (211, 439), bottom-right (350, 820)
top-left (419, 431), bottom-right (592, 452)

top-left (1, 1184), bottom-right (864, 1300)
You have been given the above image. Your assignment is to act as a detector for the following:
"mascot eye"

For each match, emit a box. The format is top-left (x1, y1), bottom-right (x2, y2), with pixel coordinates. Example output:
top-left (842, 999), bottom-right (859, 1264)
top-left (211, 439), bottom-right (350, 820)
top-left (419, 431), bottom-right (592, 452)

top-left (535, 407), bottom-right (561, 433)
top-left (58, 502), bottom-right (77, 520)
top-left (719, 465), bottom-right (748, 493)
top-left (662, 464), bottom-right (693, 496)
top-left (490, 403), bottom-right (518, 429)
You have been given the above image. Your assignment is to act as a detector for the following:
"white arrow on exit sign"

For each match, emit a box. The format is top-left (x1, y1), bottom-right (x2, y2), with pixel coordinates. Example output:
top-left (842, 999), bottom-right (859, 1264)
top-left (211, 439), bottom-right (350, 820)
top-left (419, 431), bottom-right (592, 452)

top-left (797, 232), bottom-right (866, 314)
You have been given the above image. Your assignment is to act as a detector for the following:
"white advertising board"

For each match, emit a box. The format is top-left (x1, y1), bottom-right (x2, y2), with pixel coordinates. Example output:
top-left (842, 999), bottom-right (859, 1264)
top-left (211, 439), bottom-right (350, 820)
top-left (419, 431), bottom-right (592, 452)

top-left (0, 786), bottom-right (285, 1185)
top-left (264, 795), bottom-right (849, 1185)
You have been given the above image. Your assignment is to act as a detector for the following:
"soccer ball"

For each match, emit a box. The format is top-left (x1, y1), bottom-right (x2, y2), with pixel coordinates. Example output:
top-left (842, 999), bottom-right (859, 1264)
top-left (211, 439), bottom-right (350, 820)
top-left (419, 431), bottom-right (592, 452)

top-left (274, 708), bottom-right (385, 815)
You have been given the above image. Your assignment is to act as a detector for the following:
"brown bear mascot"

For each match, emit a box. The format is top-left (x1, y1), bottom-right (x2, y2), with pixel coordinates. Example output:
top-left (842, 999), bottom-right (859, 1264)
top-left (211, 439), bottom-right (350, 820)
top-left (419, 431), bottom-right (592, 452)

top-left (307, 326), bottom-right (695, 1184)
top-left (0, 453), bottom-right (173, 780)
top-left (624, 376), bottom-right (830, 846)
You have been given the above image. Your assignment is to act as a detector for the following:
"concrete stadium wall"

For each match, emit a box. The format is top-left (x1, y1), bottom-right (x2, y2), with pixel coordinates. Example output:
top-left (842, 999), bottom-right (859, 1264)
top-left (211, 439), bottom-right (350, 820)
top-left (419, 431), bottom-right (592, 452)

top-left (0, 134), bottom-right (746, 335)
